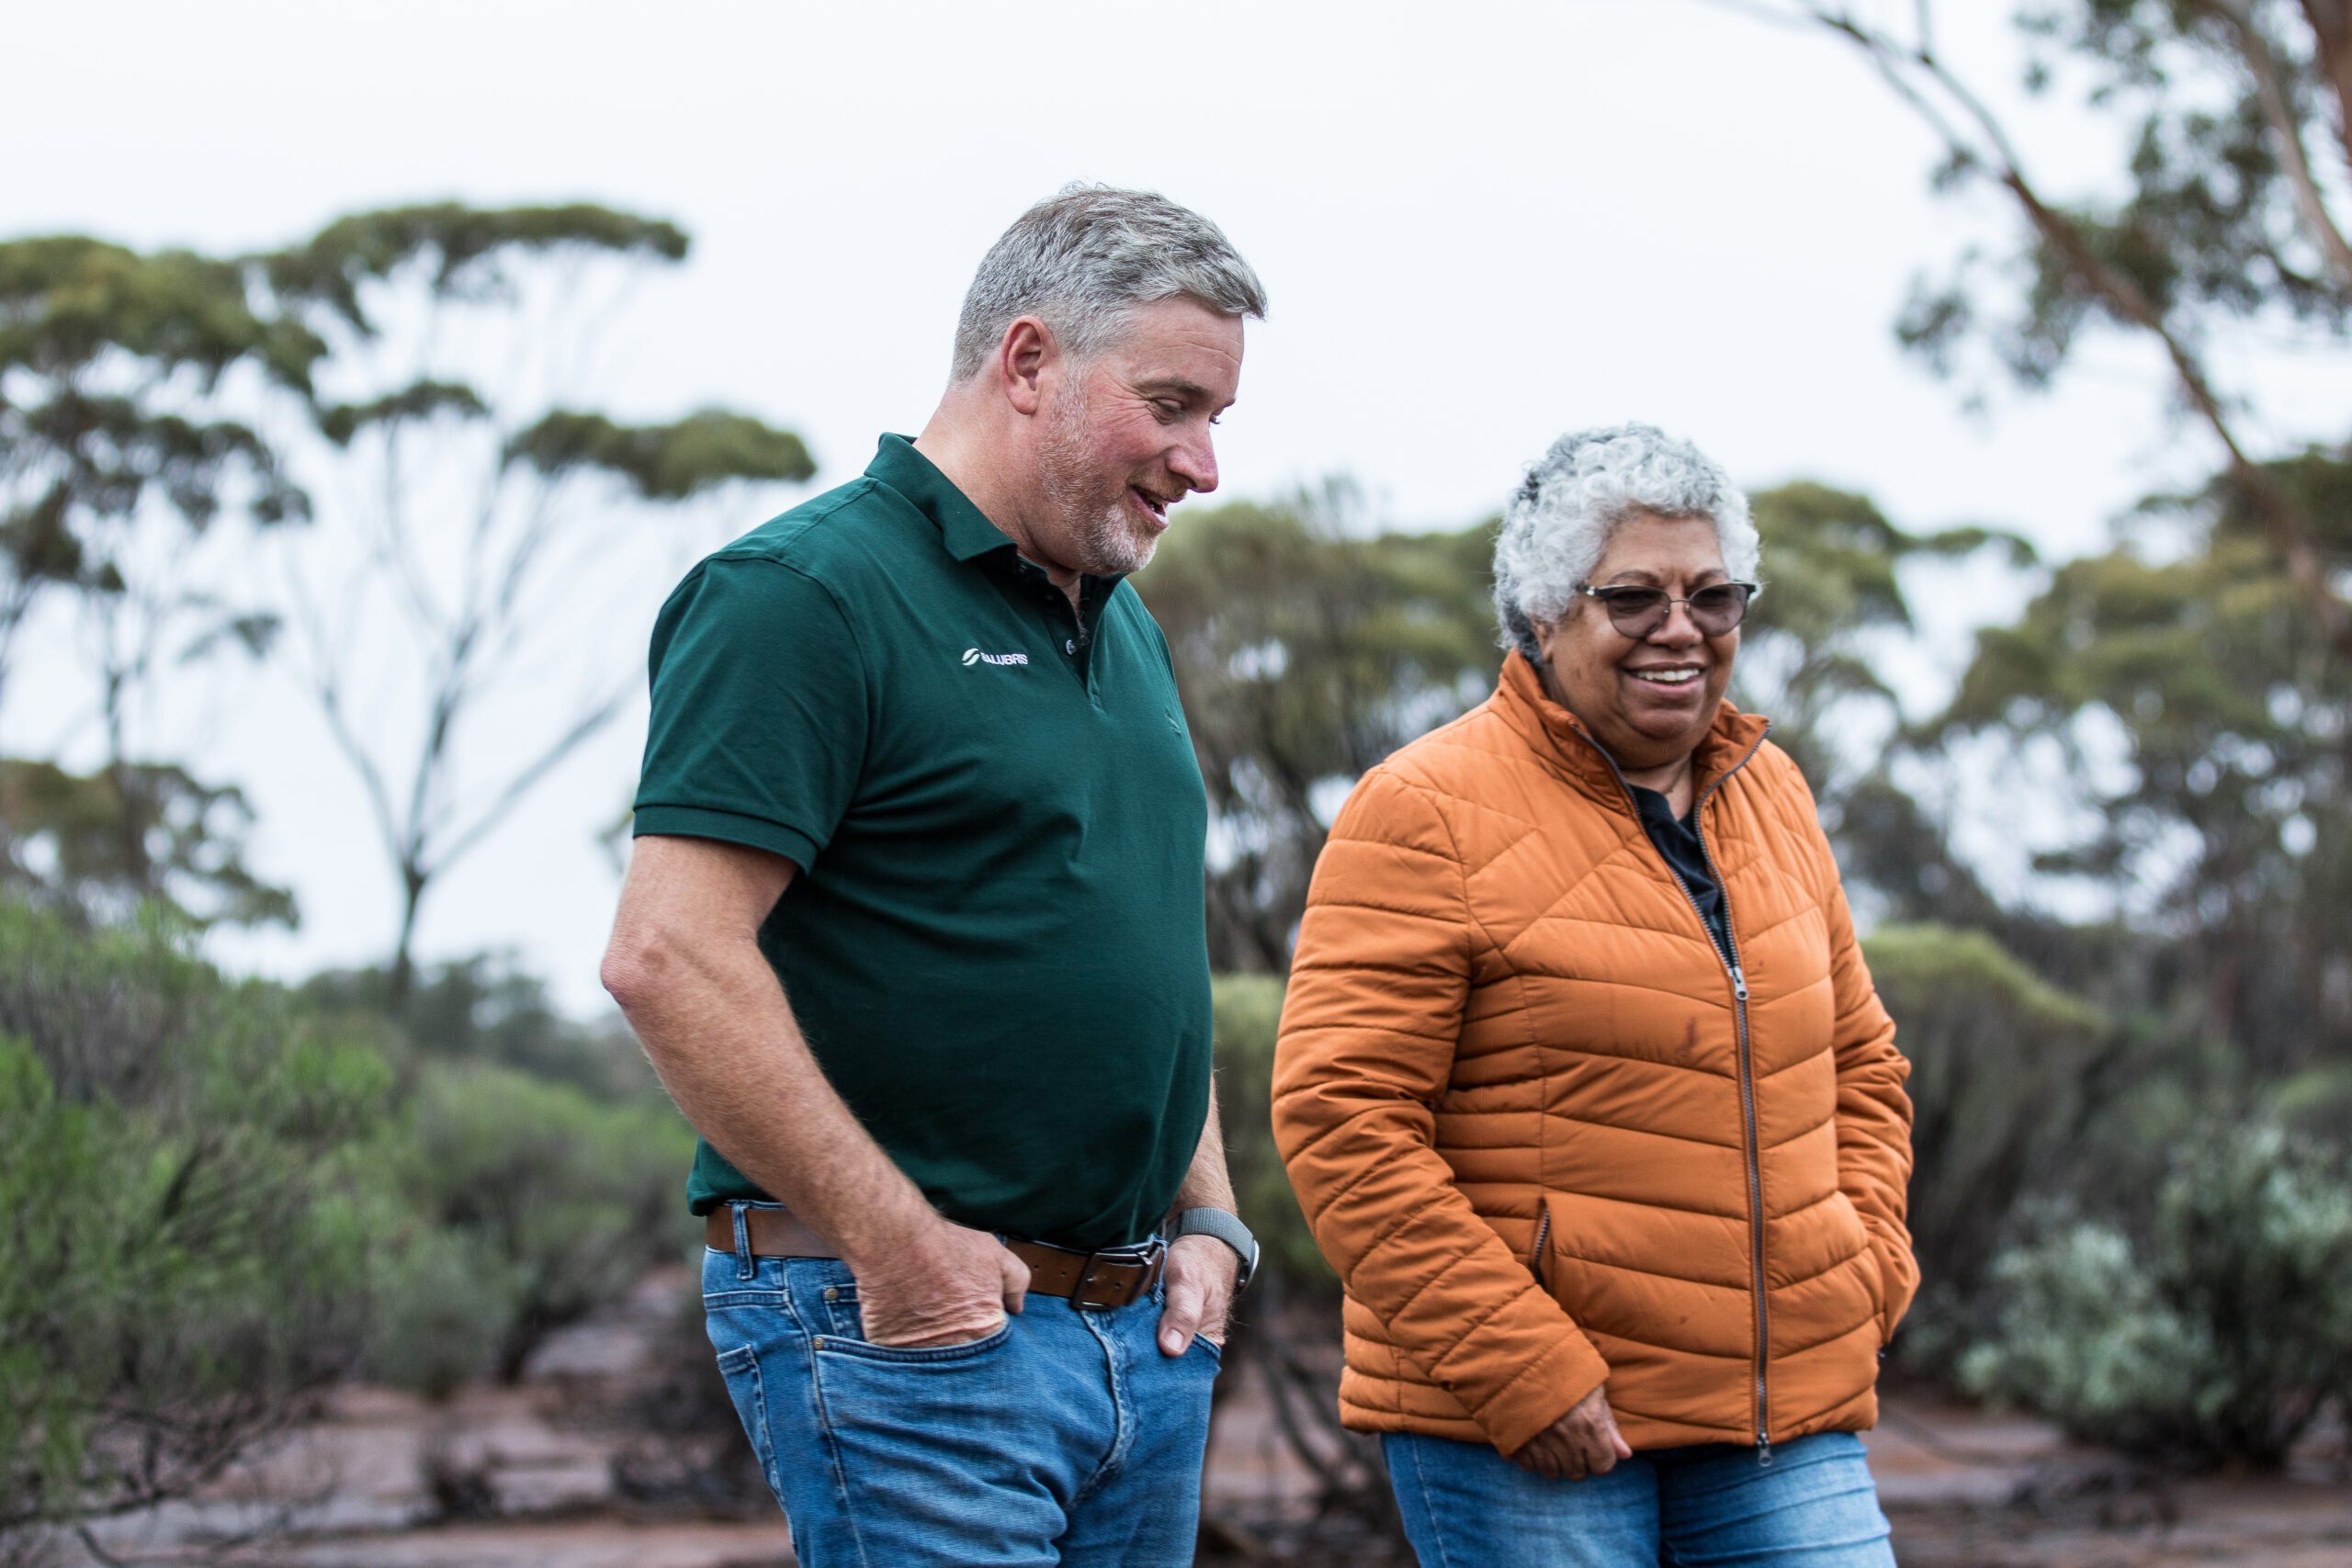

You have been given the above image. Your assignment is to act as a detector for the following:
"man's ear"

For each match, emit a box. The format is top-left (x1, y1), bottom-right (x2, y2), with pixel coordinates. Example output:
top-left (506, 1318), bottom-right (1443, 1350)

top-left (997, 317), bottom-right (1052, 416)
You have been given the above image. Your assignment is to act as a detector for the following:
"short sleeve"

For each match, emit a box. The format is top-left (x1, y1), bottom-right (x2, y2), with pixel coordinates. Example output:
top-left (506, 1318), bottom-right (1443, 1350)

top-left (632, 556), bottom-right (868, 871)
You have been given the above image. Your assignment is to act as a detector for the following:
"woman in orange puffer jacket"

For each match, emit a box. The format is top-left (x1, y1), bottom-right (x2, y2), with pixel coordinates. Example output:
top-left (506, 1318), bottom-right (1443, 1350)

top-left (1272, 424), bottom-right (1915, 1566)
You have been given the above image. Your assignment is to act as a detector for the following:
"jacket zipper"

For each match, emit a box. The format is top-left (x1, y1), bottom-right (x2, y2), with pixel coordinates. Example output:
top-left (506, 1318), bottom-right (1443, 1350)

top-left (1586, 727), bottom-right (1774, 1464)
top-left (1530, 1203), bottom-right (1553, 1285)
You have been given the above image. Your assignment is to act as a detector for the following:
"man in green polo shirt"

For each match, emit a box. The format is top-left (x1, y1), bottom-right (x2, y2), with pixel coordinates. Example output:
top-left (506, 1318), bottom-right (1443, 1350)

top-left (603, 186), bottom-right (1267, 1567)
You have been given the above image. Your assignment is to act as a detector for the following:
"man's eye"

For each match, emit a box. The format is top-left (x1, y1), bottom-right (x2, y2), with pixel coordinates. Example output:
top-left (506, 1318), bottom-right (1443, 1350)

top-left (1153, 400), bottom-right (1184, 421)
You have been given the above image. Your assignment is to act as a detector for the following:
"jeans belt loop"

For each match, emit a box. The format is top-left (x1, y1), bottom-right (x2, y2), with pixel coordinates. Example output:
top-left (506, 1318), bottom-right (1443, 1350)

top-left (731, 1201), bottom-right (756, 1281)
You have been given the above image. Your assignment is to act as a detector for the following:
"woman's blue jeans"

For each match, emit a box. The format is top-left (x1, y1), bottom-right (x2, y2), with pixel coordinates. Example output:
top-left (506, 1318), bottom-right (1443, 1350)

top-left (702, 1234), bottom-right (1219, 1568)
top-left (1383, 1428), bottom-right (1896, 1566)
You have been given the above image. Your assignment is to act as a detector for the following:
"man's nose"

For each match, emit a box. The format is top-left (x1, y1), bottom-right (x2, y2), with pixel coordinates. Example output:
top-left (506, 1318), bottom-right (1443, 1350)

top-left (1170, 428), bottom-right (1219, 496)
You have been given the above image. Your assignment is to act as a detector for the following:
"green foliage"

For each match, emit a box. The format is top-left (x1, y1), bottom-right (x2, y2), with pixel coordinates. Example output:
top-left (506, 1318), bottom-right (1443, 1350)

top-left (1860, 924), bottom-right (2107, 1359)
top-left (0, 235), bottom-right (321, 387)
top-left (2274, 1061), bottom-right (2352, 1145)
top-left (1962, 1122), bottom-right (2352, 1467)
top-left (265, 203), bottom-right (689, 334)
top-left (0, 756), bottom-right (296, 930)
top-left (248, 200), bottom-right (818, 997)
top-left (3, 202), bottom-right (819, 998)
top-left (506, 408), bottom-right (816, 499)
top-left (0, 899), bottom-right (699, 1538)
top-left (0, 901), bottom-right (390, 1534)
top-left (1210, 974), bottom-right (1327, 1285)
top-left (1136, 491), bottom-right (1496, 968)
top-left (316, 378), bottom-right (490, 446)
top-left (0, 236), bottom-right (312, 731)
top-left (1937, 454), bottom-right (2349, 1070)
top-left (1898, 1), bottom-right (2351, 390)
top-left (300, 951), bottom-right (659, 1100)
top-left (383, 1062), bottom-right (695, 1385)
top-left (1821, 0), bottom-right (2352, 659)
top-left (1741, 480), bottom-right (2030, 795)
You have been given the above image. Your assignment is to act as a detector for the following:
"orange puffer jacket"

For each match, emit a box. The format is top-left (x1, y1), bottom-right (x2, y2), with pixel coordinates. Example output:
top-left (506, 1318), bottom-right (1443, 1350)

top-left (1272, 653), bottom-right (1916, 1460)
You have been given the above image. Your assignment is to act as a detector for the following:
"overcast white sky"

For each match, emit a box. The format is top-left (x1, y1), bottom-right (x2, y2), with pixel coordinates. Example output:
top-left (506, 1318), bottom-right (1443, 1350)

top-left (7, 0), bottom-right (2346, 1012)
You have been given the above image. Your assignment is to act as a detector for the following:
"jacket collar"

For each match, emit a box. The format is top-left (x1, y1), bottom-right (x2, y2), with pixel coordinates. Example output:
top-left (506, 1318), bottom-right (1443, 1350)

top-left (1491, 649), bottom-right (1770, 809)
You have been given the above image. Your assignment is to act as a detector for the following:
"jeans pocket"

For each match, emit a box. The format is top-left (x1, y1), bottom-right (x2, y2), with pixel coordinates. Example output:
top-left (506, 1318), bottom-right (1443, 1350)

top-left (794, 1267), bottom-right (1016, 1363)
top-left (816, 1314), bottom-right (1015, 1363)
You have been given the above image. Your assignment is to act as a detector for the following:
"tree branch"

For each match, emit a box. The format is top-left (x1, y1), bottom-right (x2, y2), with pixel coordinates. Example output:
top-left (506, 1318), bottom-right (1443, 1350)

top-left (1770, 0), bottom-right (2352, 660)
top-left (431, 675), bottom-right (634, 870)
top-left (2295, 0), bottom-right (2352, 179)
top-left (2202, 0), bottom-right (2352, 290)
top-left (283, 550), bottom-right (406, 866)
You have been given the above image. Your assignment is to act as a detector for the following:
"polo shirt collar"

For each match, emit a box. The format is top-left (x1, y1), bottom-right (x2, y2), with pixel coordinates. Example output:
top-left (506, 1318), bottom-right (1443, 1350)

top-left (867, 434), bottom-right (1018, 563)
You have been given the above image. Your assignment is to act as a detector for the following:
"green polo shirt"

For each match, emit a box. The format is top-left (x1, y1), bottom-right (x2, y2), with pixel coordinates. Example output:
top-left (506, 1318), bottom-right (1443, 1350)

top-left (633, 434), bottom-right (1212, 1251)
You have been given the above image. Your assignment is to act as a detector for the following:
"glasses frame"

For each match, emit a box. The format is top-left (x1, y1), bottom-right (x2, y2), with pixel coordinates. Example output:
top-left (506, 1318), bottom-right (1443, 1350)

top-left (1574, 580), bottom-right (1761, 637)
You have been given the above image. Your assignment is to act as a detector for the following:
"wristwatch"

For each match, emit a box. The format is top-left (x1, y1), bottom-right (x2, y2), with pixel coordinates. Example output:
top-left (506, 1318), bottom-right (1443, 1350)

top-left (1170, 1207), bottom-right (1260, 1291)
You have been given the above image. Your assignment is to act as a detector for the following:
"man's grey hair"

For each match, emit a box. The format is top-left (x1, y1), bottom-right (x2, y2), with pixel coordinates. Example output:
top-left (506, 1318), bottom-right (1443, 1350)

top-left (1493, 423), bottom-right (1762, 662)
top-left (951, 184), bottom-right (1269, 380)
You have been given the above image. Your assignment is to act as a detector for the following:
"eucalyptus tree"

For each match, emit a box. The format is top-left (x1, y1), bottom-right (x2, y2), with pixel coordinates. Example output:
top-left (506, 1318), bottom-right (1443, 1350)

top-left (1738, 479), bottom-right (2033, 796)
top-left (1135, 487), bottom-right (1496, 970)
top-left (258, 205), bottom-right (814, 1002)
top-left (1715, 0), bottom-right (2352, 656)
top-left (1933, 451), bottom-right (2352, 1072)
top-left (0, 237), bottom-right (313, 913)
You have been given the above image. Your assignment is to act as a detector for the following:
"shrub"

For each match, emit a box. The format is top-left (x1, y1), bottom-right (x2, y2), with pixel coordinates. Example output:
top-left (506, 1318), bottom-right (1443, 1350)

top-left (383, 1061), bottom-right (696, 1384)
top-left (0, 897), bottom-right (699, 1553)
top-left (2274, 1061), bottom-right (2352, 1147)
top-left (1860, 922), bottom-right (2107, 1363)
top-left (1211, 973), bottom-right (1328, 1286)
top-left (1961, 1121), bottom-right (2352, 1467)
top-left (0, 904), bottom-right (393, 1540)
top-left (301, 952), bottom-right (661, 1101)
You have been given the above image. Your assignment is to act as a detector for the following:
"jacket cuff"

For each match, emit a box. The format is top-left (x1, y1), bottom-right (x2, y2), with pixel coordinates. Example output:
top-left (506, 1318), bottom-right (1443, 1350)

top-left (1475, 1328), bottom-right (1614, 1458)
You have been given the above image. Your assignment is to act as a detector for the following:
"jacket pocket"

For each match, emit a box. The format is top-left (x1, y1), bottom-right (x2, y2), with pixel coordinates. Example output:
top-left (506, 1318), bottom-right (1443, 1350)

top-left (1827, 1190), bottom-right (1888, 1327)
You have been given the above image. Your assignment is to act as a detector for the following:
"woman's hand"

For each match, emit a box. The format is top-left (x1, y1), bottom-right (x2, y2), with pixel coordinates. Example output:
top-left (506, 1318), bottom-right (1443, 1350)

top-left (1510, 1384), bottom-right (1633, 1480)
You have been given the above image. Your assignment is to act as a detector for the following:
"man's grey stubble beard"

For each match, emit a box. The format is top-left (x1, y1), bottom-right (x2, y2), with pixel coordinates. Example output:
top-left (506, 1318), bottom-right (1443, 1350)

top-left (1036, 382), bottom-right (1158, 578)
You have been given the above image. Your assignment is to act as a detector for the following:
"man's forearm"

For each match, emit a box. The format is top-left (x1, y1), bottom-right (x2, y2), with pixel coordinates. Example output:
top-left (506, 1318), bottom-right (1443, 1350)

top-left (1172, 1092), bottom-right (1238, 1214)
top-left (613, 923), bottom-right (932, 1264)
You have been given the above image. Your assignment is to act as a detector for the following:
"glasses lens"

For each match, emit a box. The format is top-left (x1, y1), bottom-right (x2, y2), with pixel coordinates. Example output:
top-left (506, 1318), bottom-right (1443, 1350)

top-left (1689, 583), bottom-right (1752, 634)
top-left (1600, 588), bottom-right (1669, 635)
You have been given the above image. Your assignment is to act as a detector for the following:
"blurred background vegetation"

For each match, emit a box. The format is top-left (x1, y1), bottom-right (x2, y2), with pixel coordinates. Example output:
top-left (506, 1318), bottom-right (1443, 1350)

top-left (6, 0), bottom-right (2352, 1557)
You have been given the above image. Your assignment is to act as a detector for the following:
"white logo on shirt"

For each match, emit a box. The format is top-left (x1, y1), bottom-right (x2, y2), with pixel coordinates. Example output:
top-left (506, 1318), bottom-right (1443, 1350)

top-left (961, 648), bottom-right (1029, 668)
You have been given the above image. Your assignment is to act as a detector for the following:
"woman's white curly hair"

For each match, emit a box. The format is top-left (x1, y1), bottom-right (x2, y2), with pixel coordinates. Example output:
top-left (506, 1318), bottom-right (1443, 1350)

top-left (1492, 423), bottom-right (1760, 662)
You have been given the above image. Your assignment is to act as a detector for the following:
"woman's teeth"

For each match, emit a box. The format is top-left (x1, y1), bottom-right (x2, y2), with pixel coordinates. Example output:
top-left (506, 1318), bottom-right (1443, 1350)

top-left (1630, 668), bottom-right (1701, 685)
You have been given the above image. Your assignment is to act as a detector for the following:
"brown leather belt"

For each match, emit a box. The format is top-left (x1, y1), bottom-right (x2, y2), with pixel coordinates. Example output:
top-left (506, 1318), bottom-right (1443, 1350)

top-left (705, 1205), bottom-right (1166, 1310)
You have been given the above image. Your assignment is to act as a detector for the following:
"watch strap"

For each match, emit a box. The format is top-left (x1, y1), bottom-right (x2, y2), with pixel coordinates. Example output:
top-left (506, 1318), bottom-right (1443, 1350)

top-left (1171, 1206), bottom-right (1260, 1289)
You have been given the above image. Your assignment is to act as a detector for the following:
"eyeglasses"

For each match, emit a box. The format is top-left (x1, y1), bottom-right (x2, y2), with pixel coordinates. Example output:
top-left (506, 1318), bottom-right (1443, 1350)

top-left (1575, 581), bottom-right (1759, 637)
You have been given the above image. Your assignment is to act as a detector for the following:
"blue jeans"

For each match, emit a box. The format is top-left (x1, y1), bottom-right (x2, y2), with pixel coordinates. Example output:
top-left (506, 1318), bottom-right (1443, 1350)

top-left (701, 1231), bottom-right (1219, 1567)
top-left (1383, 1429), bottom-right (1895, 1567)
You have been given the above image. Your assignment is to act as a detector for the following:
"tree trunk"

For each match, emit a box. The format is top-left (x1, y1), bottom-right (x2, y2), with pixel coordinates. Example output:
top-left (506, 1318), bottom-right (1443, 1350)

top-left (388, 864), bottom-right (428, 1010)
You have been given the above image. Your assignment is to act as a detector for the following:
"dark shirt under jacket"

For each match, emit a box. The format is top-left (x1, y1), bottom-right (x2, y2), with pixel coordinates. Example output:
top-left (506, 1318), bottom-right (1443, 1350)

top-left (1631, 784), bottom-right (1731, 956)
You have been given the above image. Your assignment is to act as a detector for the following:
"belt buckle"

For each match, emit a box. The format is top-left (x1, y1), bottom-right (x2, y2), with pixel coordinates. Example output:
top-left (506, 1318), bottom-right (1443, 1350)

top-left (1070, 1237), bottom-right (1165, 1311)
